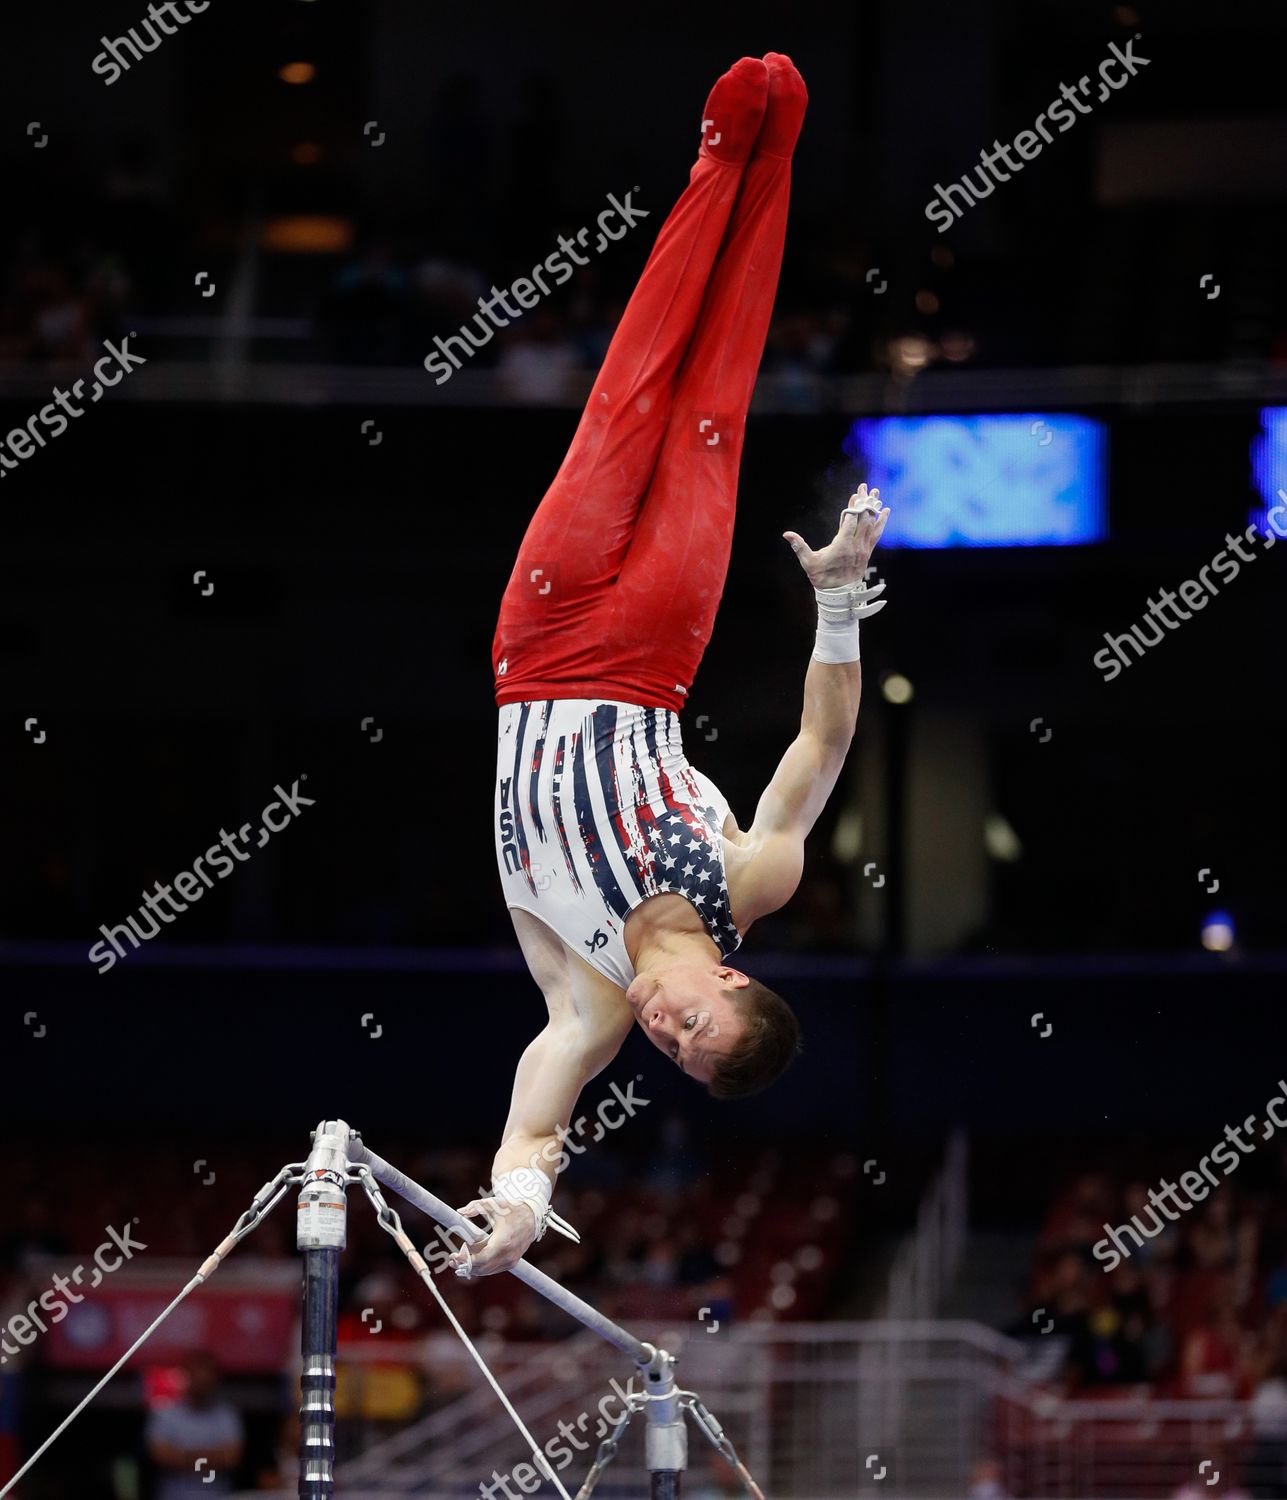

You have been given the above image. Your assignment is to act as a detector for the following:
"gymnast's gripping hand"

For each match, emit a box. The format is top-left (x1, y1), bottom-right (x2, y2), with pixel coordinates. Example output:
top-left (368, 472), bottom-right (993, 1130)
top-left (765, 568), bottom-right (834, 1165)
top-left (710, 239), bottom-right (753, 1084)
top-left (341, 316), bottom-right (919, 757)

top-left (782, 482), bottom-right (890, 592)
top-left (443, 1194), bottom-right (539, 1279)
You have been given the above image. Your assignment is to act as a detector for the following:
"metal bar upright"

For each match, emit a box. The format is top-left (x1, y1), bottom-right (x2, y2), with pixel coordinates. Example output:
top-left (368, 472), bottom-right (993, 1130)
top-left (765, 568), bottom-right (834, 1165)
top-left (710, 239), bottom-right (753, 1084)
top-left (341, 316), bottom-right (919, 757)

top-left (297, 1121), bottom-right (351, 1500)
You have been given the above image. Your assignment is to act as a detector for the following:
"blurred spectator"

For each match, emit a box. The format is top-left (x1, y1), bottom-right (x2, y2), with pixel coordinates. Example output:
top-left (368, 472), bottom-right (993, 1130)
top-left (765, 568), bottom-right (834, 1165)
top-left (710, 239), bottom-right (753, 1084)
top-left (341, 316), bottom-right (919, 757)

top-left (1038, 1173), bottom-right (1112, 1265)
top-left (1111, 1261), bottom-right (1173, 1380)
top-left (1121, 1179), bottom-right (1182, 1265)
top-left (762, 311), bottom-right (839, 412)
top-left (1071, 1302), bottom-right (1152, 1387)
top-left (1181, 1278), bottom-right (1253, 1398)
top-left (27, 268), bottom-right (91, 362)
top-left (82, 247), bottom-right (134, 343)
top-left (337, 1270), bottom-right (424, 1343)
top-left (639, 1236), bottom-right (679, 1287)
top-left (1032, 1250), bottom-right (1090, 1344)
top-left (969, 1457), bottom-right (1011, 1499)
top-left (0, 259), bottom-right (92, 365)
top-left (336, 1273), bottom-right (425, 1428)
top-left (495, 310), bottom-right (579, 403)
top-left (1249, 1360), bottom-right (1287, 1498)
top-left (1182, 1195), bottom-right (1241, 1272)
top-left (145, 1351), bottom-right (244, 1499)
top-left (323, 244), bottom-right (411, 365)
top-left (413, 252), bottom-right (492, 339)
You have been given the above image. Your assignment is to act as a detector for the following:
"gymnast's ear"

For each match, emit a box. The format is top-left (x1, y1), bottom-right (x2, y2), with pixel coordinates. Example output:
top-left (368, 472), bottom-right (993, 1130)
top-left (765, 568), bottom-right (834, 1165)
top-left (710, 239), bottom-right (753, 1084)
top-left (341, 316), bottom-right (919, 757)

top-left (715, 965), bottom-right (752, 989)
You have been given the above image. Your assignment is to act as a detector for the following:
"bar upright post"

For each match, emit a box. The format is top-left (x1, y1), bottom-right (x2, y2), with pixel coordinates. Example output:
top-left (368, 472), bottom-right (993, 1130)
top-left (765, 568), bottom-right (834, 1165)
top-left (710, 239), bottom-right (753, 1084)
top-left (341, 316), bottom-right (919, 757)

top-left (644, 1347), bottom-right (686, 1500)
top-left (297, 1120), bottom-right (351, 1500)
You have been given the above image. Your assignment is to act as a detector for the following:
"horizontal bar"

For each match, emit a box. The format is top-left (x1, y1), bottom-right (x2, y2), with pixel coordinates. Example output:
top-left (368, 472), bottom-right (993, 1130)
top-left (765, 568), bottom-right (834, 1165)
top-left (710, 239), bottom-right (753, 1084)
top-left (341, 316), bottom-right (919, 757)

top-left (347, 1139), bottom-right (651, 1367)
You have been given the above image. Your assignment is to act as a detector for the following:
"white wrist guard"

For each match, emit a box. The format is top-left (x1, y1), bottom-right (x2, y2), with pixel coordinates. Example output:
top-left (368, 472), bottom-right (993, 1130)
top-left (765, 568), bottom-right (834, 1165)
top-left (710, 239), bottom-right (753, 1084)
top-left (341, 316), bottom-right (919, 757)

top-left (812, 580), bottom-right (887, 664)
top-left (492, 1168), bottom-right (580, 1244)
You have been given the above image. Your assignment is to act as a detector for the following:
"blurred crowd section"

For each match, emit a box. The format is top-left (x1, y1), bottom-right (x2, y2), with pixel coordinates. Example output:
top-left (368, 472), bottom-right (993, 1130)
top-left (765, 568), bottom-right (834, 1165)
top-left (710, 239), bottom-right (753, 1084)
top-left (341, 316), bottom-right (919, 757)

top-left (1009, 1144), bottom-right (1287, 1498)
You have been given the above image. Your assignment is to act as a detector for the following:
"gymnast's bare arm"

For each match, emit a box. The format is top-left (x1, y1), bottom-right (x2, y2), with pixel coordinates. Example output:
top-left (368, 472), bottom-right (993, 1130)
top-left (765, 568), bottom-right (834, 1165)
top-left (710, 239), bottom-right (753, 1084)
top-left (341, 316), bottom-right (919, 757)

top-left (730, 487), bottom-right (890, 924)
top-left (446, 908), bottom-right (632, 1277)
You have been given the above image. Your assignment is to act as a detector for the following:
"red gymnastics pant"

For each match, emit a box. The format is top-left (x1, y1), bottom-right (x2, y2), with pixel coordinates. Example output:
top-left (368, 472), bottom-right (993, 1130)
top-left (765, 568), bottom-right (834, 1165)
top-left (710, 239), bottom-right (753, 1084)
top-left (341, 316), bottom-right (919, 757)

top-left (492, 55), bottom-right (806, 714)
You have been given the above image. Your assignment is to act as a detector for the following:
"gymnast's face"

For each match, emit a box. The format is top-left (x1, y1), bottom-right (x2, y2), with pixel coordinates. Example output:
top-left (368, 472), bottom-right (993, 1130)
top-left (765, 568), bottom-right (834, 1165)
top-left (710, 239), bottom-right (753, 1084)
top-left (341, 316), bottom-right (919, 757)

top-left (626, 964), bottom-right (750, 1083)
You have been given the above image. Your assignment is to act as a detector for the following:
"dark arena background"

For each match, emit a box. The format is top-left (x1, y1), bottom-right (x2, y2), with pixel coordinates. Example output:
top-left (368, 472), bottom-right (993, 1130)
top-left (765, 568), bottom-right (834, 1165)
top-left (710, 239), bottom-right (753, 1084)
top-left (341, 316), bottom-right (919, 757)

top-left (2, 2), bottom-right (1286, 1497)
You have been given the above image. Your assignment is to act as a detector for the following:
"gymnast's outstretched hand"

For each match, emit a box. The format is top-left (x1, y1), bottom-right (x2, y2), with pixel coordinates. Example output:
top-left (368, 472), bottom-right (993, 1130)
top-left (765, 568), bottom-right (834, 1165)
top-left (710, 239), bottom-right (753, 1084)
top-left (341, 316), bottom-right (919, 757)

top-left (782, 482), bottom-right (890, 588)
top-left (443, 1194), bottom-right (538, 1278)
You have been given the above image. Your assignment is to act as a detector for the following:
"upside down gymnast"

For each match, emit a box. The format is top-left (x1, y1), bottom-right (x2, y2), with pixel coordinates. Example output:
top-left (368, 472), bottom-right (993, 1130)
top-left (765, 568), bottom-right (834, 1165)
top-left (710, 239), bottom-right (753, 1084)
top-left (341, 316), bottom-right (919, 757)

top-left (449, 54), bottom-right (890, 1277)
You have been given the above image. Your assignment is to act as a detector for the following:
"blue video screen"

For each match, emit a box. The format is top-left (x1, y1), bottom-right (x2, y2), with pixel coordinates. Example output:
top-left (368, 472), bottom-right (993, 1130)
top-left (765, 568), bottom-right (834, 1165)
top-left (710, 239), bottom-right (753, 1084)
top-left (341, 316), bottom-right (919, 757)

top-left (1250, 407), bottom-right (1287, 534)
top-left (842, 413), bottom-right (1108, 548)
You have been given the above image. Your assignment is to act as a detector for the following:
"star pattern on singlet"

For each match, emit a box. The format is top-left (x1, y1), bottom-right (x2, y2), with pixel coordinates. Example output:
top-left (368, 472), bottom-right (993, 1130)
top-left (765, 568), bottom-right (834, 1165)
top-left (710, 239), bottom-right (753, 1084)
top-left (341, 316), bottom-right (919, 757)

top-left (645, 809), bottom-right (740, 948)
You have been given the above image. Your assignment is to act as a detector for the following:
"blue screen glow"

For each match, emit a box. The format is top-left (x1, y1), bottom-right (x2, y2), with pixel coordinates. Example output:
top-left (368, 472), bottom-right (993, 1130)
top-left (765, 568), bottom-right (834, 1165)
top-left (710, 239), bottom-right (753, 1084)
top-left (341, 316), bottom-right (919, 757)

top-left (842, 413), bottom-right (1108, 548)
top-left (1250, 407), bottom-right (1287, 535)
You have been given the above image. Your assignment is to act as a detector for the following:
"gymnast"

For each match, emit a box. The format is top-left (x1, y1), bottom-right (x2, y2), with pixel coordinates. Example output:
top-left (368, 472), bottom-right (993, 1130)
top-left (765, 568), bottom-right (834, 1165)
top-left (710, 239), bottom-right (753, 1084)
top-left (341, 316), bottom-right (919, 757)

top-left (450, 54), bottom-right (890, 1278)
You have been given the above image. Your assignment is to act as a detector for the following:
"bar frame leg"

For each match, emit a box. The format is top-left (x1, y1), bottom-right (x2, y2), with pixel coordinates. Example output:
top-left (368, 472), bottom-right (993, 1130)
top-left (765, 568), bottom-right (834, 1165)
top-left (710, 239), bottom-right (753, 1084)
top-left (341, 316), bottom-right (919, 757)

top-left (298, 1246), bottom-right (341, 1500)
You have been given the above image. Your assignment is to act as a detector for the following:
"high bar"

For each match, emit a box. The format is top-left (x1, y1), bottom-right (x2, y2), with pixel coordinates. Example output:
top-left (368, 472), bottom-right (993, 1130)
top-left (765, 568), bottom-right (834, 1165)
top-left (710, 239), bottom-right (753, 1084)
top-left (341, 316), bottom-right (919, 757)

top-left (346, 1137), bottom-right (653, 1368)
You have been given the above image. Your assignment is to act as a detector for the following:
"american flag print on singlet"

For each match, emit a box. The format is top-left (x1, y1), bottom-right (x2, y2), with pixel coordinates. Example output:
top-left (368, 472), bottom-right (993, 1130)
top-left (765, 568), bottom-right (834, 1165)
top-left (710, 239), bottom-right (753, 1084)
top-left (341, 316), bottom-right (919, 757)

top-left (493, 698), bottom-right (743, 990)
